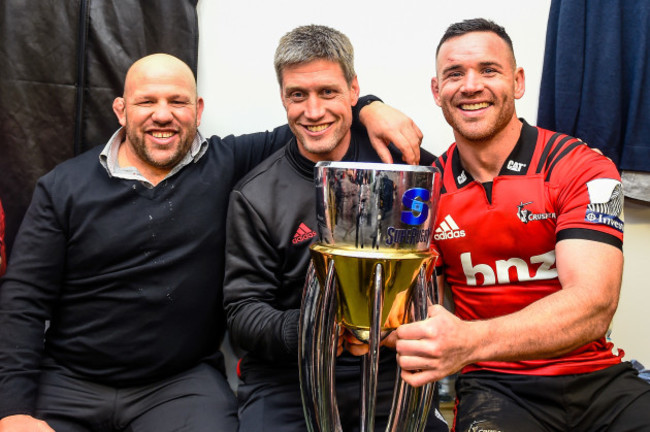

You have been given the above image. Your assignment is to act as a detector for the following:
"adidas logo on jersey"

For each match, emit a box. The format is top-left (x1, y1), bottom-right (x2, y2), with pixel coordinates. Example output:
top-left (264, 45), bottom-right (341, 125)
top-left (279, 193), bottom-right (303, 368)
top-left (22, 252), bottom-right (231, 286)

top-left (292, 223), bottom-right (317, 245)
top-left (433, 215), bottom-right (466, 241)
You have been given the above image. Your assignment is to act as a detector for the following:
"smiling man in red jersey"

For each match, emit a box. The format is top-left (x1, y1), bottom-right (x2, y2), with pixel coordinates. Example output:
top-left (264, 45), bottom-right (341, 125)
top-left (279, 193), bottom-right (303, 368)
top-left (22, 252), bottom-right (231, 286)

top-left (394, 18), bottom-right (650, 432)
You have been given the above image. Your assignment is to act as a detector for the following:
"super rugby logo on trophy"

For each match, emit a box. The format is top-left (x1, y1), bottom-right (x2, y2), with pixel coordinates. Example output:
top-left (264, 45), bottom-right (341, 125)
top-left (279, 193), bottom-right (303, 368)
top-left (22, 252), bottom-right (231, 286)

top-left (299, 162), bottom-right (441, 432)
top-left (386, 188), bottom-right (432, 246)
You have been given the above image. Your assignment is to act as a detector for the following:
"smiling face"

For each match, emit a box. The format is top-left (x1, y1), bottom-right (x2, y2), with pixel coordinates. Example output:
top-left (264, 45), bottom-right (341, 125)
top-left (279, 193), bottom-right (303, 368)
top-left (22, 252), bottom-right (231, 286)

top-left (431, 31), bottom-right (524, 145)
top-left (280, 59), bottom-right (359, 162)
top-left (112, 54), bottom-right (204, 180)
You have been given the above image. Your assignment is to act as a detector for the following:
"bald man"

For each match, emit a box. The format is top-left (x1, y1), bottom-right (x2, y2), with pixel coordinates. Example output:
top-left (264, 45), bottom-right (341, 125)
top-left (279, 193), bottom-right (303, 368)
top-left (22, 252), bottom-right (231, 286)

top-left (0, 53), bottom-right (423, 432)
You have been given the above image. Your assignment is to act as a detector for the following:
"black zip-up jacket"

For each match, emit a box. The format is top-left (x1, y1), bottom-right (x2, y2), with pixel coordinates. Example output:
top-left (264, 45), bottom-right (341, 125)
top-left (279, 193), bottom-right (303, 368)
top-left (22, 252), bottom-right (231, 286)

top-left (224, 130), bottom-right (436, 378)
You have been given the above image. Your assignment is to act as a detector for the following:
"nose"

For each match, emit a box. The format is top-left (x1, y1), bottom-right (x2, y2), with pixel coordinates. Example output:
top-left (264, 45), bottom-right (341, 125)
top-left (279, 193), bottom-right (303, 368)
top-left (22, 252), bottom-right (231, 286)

top-left (151, 102), bottom-right (174, 124)
top-left (304, 95), bottom-right (325, 120)
top-left (461, 70), bottom-right (484, 95)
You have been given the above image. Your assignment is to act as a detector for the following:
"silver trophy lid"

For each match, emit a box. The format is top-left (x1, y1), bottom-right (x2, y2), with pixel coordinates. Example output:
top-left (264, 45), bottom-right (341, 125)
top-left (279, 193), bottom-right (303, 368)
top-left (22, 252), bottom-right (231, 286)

top-left (314, 161), bottom-right (440, 252)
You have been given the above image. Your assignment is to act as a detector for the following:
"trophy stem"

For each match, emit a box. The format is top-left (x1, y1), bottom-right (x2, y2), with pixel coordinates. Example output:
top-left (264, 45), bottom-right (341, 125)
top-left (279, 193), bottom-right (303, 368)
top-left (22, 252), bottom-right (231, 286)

top-left (360, 262), bottom-right (384, 432)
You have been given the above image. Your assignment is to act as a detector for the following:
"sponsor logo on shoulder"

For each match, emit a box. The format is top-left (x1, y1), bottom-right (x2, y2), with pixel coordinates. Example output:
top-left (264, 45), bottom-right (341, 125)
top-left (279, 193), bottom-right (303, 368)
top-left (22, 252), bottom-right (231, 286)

top-left (585, 179), bottom-right (624, 232)
top-left (516, 201), bottom-right (556, 224)
top-left (434, 214), bottom-right (466, 241)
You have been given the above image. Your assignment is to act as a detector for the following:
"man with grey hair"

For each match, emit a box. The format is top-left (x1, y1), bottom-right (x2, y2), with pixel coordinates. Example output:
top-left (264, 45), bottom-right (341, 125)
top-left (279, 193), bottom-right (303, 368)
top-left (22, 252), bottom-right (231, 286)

top-left (223, 25), bottom-right (447, 432)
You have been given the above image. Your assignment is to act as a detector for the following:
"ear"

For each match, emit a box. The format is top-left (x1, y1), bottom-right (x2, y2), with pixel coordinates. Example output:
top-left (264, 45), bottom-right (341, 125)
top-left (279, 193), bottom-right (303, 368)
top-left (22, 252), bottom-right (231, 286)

top-left (431, 77), bottom-right (442, 107)
top-left (514, 67), bottom-right (525, 100)
top-left (349, 76), bottom-right (360, 106)
top-left (196, 96), bottom-right (205, 127)
top-left (113, 97), bottom-right (127, 127)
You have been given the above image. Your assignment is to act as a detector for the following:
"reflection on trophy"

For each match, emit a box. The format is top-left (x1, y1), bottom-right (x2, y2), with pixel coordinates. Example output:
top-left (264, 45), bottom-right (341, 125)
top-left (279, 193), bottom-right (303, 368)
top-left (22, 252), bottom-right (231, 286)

top-left (299, 162), bottom-right (441, 432)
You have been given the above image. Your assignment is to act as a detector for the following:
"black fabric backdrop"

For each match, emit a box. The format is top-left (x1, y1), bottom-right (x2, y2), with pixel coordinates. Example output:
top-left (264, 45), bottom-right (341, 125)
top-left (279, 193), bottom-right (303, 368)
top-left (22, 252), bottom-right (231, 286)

top-left (0, 0), bottom-right (199, 255)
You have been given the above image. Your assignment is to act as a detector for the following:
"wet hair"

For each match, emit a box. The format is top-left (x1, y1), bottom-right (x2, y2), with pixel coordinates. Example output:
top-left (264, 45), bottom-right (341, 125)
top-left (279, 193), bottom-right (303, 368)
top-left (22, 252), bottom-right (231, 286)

top-left (274, 24), bottom-right (355, 85)
top-left (436, 18), bottom-right (515, 63)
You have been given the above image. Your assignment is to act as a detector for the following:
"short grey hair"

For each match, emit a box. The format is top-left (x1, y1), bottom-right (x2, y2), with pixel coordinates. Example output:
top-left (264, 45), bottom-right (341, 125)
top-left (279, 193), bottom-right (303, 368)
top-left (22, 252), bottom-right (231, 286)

top-left (274, 24), bottom-right (355, 86)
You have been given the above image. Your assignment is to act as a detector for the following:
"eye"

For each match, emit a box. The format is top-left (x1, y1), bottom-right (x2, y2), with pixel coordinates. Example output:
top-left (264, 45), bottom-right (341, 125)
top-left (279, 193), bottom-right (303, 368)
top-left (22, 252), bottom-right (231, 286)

top-left (289, 91), bottom-right (305, 101)
top-left (321, 89), bottom-right (336, 98)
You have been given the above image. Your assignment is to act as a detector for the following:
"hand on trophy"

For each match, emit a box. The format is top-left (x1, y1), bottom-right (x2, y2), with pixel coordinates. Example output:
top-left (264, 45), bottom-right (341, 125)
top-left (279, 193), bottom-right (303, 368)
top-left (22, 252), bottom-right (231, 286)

top-left (395, 304), bottom-right (472, 387)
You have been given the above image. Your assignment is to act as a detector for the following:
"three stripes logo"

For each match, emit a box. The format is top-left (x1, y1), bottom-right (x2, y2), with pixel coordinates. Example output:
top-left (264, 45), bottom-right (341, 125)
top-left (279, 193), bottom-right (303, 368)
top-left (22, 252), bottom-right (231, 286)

top-left (292, 223), bottom-right (317, 245)
top-left (433, 214), bottom-right (466, 241)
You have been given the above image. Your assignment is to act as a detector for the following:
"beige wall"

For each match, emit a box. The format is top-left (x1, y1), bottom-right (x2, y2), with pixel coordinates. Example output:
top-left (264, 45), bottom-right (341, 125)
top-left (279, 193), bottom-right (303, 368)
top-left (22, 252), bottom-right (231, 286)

top-left (611, 200), bottom-right (650, 365)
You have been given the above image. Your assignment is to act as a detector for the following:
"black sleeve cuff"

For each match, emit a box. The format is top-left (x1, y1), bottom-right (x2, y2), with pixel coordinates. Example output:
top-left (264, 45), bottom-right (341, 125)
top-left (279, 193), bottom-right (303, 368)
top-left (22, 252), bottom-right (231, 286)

top-left (281, 309), bottom-right (301, 358)
top-left (556, 228), bottom-right (623, 250)
top-left (352, 94), bottom-right (383, 128)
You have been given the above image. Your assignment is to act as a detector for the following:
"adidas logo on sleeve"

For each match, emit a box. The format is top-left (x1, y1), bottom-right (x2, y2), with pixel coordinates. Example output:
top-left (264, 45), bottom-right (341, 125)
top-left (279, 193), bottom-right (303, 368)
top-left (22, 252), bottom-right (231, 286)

top-left (292, 223), bottom-right (317, 245)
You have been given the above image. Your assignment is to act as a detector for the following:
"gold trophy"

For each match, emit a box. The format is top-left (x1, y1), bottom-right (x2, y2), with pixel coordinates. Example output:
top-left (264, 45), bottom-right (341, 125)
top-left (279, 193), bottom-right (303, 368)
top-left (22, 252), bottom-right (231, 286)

top-left (299, 162), bottom-right (441, 432)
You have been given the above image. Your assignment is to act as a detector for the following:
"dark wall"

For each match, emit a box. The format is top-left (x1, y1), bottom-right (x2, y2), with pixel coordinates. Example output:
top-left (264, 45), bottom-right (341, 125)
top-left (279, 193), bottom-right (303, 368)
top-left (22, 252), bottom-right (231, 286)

top-left (0, 0), bottom-right (199, 255)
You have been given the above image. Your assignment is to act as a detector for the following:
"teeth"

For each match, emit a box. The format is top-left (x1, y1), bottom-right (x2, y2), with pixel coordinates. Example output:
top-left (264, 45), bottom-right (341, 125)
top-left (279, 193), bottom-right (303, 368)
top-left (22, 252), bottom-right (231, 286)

top-left (307, 124), bottom-right (329, 132)
top-left (152, 131), bottom-right (174, 138)
top-left (461, 102), bottom-right (490, 111)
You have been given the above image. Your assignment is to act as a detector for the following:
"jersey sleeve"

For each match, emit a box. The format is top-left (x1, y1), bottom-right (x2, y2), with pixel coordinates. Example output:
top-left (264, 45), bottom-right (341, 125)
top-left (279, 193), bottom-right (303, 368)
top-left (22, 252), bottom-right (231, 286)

top-left (550, 145), bottom-right (624, 248)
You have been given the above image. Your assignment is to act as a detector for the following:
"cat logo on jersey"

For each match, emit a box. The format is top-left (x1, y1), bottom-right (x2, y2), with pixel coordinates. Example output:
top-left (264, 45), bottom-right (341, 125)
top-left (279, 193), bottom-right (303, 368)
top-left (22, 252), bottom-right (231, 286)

top-left (585, 179), bottom-right (624, 233)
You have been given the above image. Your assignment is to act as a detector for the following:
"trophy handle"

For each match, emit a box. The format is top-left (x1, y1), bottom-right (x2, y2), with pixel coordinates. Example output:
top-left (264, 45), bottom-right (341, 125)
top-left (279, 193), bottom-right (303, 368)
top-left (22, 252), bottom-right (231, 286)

top-left (299, 262), bottom-right (322, 432)
top-left (299, 260), bottom-right (342, 432)
top-left (386, 265), bottom-right (436, 432)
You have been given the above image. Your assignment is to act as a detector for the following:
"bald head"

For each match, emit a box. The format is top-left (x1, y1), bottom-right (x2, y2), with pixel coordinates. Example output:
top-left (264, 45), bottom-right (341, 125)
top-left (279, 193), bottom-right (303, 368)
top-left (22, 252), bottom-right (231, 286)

top-left (123, 53), bottom-right (197, 100)
top-left (112, 53), bottom-right (204, 184)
